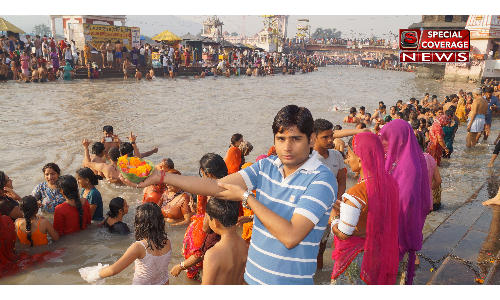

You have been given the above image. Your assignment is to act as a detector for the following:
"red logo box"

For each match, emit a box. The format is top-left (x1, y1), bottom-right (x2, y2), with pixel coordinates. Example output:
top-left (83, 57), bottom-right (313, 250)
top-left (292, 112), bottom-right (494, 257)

top-left (400, 29), bottom-right (421, 50)
top-left (400, 52), bottom-right (469, 63)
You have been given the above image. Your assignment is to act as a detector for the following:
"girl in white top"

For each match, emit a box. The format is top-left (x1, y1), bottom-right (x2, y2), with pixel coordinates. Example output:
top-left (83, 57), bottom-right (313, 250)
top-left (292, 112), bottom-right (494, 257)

top-left (82, 202), bottom-right (172, 285)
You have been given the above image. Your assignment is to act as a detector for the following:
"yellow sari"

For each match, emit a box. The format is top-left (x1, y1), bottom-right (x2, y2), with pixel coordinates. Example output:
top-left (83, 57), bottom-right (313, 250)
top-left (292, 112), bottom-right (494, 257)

top-left (455, 98), bottom-right (467, 122)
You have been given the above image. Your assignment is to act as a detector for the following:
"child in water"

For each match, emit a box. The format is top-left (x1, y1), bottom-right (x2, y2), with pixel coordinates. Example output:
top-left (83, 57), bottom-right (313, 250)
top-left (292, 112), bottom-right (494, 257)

top-left (201, 197), bottom-right (247, 285)
top-left (79, 202), bottom-right (172, 285)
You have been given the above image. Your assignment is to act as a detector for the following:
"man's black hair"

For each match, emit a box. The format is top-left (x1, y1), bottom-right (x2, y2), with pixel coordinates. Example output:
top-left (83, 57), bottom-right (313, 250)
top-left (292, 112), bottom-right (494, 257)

top-left (384, 115), bottom-right (392, 122)
top-left (425, 93), bottom-right (429, 96)
top-left (381, 105), bottom-right (387, 109)
top-left (410, 98), bottom-right (416, 102)
top-left (334, 125), bottom-right (342, 130)
top-left (272, 105), bottom-right (314, 140)
top-left (91, 142), bottom-right (105, 155)
top-left (120, 142), bottom-right (134, 157)
top-left (396, 112), bottom-right (404, 119)
top-left (379, 101), bottom-right (384, 105)
top-left (313, 119), bottom-right (333, 136)
top-left (411, 119), bottom-right (420, 130)
top-left (359, 106), bottom-right (365, 111)
top-left (432, 95), bottom-right (437, 99)
top-left (358, 123), bottom-right (366, 129)
top-left (397, 100), bottom-right (403, 104)
top-left (485, 86), bottom-right (494, 93)
top-left (391, 105), bottom-right (397, 111)
top-left (108, 147), bottom-right (120, 162)
top-left (103, 125), bottom-right (113, 133)
top-left (349, 107), bottom-right (357, 114)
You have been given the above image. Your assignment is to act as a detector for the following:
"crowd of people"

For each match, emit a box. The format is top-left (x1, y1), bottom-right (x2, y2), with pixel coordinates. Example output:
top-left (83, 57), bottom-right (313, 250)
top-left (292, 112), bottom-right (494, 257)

top-left (341, 84), bottom-right (500, 210)
top-left (0, 34), bottom-right (330, 82)
top-left (2, 85), bottom-right (500, 285)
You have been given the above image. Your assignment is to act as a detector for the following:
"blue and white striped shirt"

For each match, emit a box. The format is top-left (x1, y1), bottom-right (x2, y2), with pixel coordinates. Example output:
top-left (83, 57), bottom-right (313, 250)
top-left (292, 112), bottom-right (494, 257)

top-left (239, 151), bottom-right (337, 285)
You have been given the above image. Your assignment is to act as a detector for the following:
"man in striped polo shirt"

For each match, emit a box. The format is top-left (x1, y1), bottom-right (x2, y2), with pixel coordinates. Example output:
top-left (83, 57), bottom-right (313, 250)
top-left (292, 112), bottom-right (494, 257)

top-left (121, 105), bottom-right (366, 284)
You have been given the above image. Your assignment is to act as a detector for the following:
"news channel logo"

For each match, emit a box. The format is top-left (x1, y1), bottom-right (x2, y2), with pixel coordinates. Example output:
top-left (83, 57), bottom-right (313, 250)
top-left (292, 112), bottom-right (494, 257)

top-left (400, 30), bottom-right (420, 49)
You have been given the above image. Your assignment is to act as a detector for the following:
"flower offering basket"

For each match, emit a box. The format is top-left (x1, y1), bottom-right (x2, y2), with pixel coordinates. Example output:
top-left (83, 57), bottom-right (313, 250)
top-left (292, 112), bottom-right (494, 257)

top-left (118, 156), bottom-right (155, 184)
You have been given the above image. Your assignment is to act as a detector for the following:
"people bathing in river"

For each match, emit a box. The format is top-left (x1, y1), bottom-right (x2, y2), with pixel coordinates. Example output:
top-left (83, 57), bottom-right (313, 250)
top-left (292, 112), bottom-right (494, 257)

top-left (76, 167), bottom-right (104, 221)
top-left (16, 196), bottom-right (59, 246)
top-left (31, 163), bottom-right (66, 214)
top-left (0, 171), bottom-right (22, 220)
top-left (343, 107), bottom-right (360, 124)
top-left (102, 197), bottom-right (131, 235)
top-left (160, 169), bottom-right (193, 227)
top-left (82, 139), bottom-right (122, 184)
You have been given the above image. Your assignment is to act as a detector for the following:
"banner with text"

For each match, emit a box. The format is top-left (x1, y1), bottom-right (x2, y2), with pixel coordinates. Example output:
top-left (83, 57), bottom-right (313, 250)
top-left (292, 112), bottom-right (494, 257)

top-left (83, 24), bottom-right (133, 50)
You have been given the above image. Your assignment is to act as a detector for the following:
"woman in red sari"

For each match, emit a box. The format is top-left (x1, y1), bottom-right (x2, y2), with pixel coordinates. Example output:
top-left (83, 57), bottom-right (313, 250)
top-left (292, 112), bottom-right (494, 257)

top-left (0, 212), bottom-right (16, 275)
top-left (184, 48), bottom-right (191, 67)
top-left (426, 115), bottom-right (450, 167)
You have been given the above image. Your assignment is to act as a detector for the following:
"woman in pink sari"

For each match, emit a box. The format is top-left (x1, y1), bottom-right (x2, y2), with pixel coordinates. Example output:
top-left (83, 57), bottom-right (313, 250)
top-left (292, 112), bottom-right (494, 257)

top-left (330, 132), bottom-right (399, 285)
top-left (378, 119), bottom-right (430, 285)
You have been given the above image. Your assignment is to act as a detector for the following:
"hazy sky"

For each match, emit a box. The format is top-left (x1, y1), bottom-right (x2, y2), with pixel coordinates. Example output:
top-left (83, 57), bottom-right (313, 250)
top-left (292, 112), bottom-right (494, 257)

top-left (1, 15), bottom-right (422, 40)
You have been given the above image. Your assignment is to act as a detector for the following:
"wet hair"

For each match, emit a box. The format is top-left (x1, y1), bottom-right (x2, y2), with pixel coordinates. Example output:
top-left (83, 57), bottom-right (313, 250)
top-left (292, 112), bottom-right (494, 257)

top-left (134, 202), bottom-right (169, 251)
top-left (0, 171), bottom-right (7, 190)
top-left (19, 196), bottom-right (38, 247)
top-left (365, 113), bottom-right (371, 118)
top-left (42, 163), bottom-right (61, 175)
top-left (445, 109), bottom-right (454, 119)
top-left (384, 115), bottom-right (392, 123)
top-left (420, 107), bottom-right (426, 114)
top-left (349, 107), bottom-right (357, 114)
top-left (76, 167), bottom-right (102, 186)
top-left (119, 142), bottom-right (134, 157)
top-left (357, 123), bottom-right (366, 129)
top-left (334, 125), bottom-right (342, 130)
top-left (230, 133), bottom-right (243, 147)
top-left (91, 142), bottom-right (105, 155)
top-left (379, 101), bottom-right (384, 105)
top-left (108, 147), bottom-right (120, 162)
top-left (396, 112), bottom-right (404, 119)
top-left (432, 95), bottom-right (437, 99)
top-left (55, 175), bottom-right (83, 230)
top-left (450, 94), bottom-right (458, 100)
top-left (397, 100), bottom-right (403, 104)
top-left (359, 106), bottom-right (365, 111)
top-left (410, 98), bottom-right (416, 102)
top-left (106, 197), bottom-right (126, 218)
top-left (102, 125), bottom-right (113, 133)
top-left (200, 153), bottom-right (228, 179)
top-left (425, 93), bottom-right (429, 96)
top-left (391, 106), bottom-right (397, 111)
top-left (272, 105), bottom-right (314, 140)
top-left (381, 105), bottom-right (386, 110)
top-left (161, 158), bottom-right (174, 169)
top-left (313, 119), bottom-right (333, 135)
top-left (205, 197), bottom-right (239, 228)
top-left (411, 119), bottom-right (420, 130)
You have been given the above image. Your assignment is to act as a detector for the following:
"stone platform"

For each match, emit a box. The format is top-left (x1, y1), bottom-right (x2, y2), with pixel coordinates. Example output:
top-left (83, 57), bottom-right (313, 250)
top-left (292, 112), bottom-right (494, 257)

top-left (414, 175), bottom-right (500, 285)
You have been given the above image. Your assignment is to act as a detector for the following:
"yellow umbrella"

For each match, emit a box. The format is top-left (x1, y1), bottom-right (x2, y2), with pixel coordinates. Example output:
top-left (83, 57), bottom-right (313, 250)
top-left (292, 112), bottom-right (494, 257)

top-left (152, 29), bottom-right (182, 42)
top-left (0, 18), bottom-right (26, 34)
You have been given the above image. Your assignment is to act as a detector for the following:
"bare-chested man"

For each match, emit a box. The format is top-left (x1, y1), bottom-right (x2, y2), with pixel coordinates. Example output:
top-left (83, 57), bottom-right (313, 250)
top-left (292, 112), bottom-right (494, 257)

top-left (82, 139), bottom-right (122, 184)
top-left (115, 40), bottom-right (122, 67)
top-left (38, 64), bottom-right (48, 82)
top-left (100, 125), bottom-right (121, 159)
top-left (356, 106), bottom-right (366, 120)
top-left (106, 40), bottom-right (114, 68)
top-left (421, 93), bottom-right (430, 107)
top-left (146, 67), bottom-right (154, 80)
top-left (370, 105), bottom-right (387, 121)
top-left (466, 88), bottom-right (489, 148)
top-left (343, 107), bottom-right (360, 124)
top-left (90, 141), bottom-right (106, 177)
top-left (100, 42), bottom-right (107, 68)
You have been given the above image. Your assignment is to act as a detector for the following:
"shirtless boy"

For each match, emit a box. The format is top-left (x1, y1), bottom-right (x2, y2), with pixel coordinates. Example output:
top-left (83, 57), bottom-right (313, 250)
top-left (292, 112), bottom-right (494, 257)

top-left (101, 125), bottom-right (121, 159)
top-left (201, 197), bottom-right (247, 285)
top-left (115, 40), bottom-right (122, 67)
top-left (135, 68), bottom-right (142, 80)
top-left (466, 88), bottom-right (489, 148)
top-left (82, 139), bottom-right (122, 184)
top-left (123, 58), bottom-right (132, 79)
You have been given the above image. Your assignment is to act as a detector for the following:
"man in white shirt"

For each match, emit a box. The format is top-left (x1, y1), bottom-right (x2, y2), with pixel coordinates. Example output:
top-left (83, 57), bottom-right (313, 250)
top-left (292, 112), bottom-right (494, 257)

top-left (168, 46), bottom-right (174, 60)
top-left (139, 46), bottom-right (146, 66)
top-left (313, 118), bottom-right (347, 270)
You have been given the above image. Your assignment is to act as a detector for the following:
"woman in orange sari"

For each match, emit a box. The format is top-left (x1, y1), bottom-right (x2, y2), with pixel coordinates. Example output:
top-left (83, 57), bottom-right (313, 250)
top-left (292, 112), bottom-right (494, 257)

top-left (170, 153), bottom-right (228, 281)
top-left (224, 133), bottom-right (244, 174)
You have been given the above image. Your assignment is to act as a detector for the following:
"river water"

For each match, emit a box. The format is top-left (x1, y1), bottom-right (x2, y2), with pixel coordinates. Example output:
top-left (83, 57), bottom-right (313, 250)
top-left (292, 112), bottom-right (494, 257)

top-left (0, 66), bottom-right (496, 285)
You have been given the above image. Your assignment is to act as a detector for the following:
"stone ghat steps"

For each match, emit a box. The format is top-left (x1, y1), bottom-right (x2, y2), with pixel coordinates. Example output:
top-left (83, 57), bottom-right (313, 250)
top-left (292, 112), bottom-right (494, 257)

top-left (413, 178), bottom-right (500, 285)
top-left (73, 66), bottom-right (205, 79)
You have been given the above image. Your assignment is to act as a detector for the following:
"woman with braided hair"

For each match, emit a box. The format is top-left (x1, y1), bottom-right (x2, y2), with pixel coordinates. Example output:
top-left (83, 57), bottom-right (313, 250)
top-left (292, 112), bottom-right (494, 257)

top-left (15, 196), bottom-right (59, 246)
top-left (53, 175), bottom-right (91, 236)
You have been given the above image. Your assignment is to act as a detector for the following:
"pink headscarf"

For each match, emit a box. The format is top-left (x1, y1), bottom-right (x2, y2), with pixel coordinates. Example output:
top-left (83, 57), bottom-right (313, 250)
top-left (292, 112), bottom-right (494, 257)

top-left (379, 119), bottom-right (430, 285)
top-left (331, 132), bottom-right (399, 284)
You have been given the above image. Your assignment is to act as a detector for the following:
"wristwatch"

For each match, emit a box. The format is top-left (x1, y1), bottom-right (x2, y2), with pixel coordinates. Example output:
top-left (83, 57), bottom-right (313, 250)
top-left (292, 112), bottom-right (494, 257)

top-left (242, 191), bottom-right (252, 209)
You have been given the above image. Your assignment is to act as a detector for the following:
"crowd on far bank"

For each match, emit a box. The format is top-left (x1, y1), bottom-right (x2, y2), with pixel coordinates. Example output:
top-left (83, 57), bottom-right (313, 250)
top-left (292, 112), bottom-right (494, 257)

top-left (0, 34), bottom-right (329, 82)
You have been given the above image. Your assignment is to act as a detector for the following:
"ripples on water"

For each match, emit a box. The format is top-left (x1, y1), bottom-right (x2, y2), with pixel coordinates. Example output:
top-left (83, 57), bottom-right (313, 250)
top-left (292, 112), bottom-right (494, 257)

top-left (0, 66), bottom-right (495, 285)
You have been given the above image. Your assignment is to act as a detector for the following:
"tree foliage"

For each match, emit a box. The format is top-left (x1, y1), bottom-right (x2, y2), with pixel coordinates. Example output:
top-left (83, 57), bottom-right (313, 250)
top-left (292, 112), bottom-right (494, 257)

top-left (311, 27), bottom-right (342, 39)
top-left (32, 24), bottom-right (51, 37)
top-left (231, 32), bottom-right (238, 36)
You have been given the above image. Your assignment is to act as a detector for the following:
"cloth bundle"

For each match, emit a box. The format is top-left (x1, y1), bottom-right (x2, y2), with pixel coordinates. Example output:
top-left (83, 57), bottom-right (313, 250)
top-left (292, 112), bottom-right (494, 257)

top-left (79, 263), bottom-right (109, 285)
